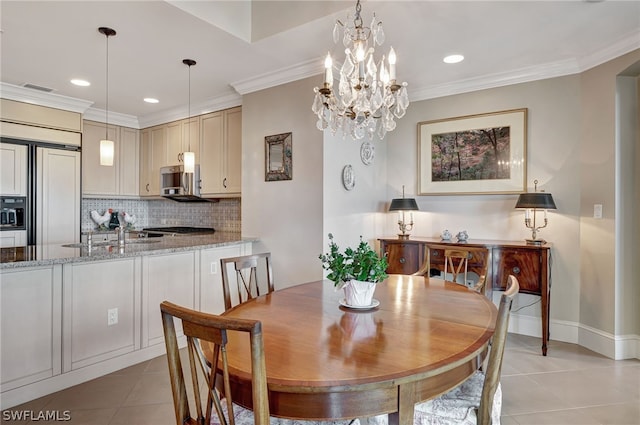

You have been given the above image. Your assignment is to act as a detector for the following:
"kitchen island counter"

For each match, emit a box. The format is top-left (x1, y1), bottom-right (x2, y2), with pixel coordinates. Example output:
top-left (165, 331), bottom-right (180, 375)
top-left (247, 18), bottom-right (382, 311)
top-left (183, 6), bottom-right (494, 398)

top-left (0, 232), bottom-right (256, 269)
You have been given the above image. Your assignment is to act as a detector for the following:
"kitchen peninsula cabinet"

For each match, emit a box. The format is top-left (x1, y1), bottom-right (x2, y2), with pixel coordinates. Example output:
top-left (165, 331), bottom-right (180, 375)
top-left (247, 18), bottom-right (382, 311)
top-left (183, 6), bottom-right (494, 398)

top-left (379, 237), bottom-right (552, 355)
top-left (63, 258), bottom-right (140, 371)
top-left (82, 120), bottom-right (139, 198)
top-left (0, 236), bottom-right (252, 409)
top-left (0, 265), bottom-right (62, 393)
top-left (142, 251), bottom-right (197, 347)
top-left (200, 107), bottom-right (241, 196)
top-left (0, 143), bottom-right (27, 195)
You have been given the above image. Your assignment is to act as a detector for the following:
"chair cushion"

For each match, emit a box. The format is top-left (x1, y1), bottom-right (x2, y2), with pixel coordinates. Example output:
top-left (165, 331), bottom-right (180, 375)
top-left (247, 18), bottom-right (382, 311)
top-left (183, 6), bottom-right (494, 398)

top-left (210, 401), bottom-right (361, 425)
top-left (413, 371), bottom-right (502, 425)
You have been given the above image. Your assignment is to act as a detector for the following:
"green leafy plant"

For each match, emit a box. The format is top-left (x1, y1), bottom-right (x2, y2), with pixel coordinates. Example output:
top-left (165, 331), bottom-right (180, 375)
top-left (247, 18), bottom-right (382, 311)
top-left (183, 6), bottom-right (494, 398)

top-left (319, 233), bottom-right (388, 286)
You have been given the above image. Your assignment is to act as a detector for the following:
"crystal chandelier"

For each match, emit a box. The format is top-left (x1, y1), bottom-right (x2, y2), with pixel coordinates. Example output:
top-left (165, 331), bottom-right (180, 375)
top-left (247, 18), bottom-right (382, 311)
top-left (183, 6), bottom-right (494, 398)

top-left (312, 0), bottom-right (409, 140)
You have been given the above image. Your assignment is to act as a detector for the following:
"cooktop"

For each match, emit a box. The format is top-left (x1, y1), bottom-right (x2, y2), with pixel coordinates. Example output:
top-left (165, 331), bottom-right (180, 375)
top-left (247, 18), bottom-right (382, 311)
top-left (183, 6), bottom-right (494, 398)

top-left (143, 226), bottom-right (215, 235)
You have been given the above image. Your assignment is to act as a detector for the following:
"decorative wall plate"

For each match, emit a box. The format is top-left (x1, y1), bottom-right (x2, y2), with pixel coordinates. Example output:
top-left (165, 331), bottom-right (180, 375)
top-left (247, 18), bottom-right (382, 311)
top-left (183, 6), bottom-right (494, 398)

top-left (360, 141), bottom-right (375, 165)
top-left (342, 165), bottom-right (355, 191)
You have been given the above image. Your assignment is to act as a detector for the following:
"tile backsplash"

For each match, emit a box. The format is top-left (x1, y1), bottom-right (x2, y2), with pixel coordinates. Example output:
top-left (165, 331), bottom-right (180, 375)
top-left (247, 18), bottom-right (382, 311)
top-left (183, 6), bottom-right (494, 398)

top-left (82, 198), bottom-right (241, 232)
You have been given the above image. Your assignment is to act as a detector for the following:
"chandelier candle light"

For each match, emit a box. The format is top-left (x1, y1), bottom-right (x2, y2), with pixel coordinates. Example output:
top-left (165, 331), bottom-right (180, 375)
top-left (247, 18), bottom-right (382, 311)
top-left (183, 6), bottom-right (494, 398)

top-left (514, 179), bottom-right (557, 245)
top-left (312, 0), bottom-right (409, 140)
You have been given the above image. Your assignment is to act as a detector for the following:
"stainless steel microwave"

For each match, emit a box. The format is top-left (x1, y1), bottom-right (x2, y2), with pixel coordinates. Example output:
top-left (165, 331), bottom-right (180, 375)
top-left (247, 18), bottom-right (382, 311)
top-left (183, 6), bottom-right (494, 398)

top-left (160, 164), bottom-right (205, 202)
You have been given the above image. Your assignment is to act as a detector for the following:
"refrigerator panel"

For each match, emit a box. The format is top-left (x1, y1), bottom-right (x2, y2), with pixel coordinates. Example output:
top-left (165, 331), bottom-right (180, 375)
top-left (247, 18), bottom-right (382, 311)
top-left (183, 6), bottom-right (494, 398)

top-left (36, 147), bottom-right (80, 245)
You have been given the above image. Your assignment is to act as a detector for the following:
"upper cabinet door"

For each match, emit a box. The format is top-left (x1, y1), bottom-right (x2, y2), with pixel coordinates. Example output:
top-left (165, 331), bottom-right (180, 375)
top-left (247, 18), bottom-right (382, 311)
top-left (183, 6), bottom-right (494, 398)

top-left (82, 120), bottom-right (119, 196)
top-left (223, 107), bottom-right (241, 194)
top-left (119, 127), bottom-right (139, 197)
top-left (0, 143), bottom-right (27, 196)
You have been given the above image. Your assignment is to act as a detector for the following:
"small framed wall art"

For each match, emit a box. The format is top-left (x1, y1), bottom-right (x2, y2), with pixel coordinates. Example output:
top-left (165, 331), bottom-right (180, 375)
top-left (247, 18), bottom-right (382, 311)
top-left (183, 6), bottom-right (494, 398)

top-left (265, 132), bottom-right (292, 181)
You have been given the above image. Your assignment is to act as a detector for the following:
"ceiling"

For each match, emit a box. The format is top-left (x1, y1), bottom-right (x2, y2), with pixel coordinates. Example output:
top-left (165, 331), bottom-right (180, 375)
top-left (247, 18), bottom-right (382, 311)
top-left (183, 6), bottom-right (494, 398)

top-left (1, 1), bottom-right (639, 128)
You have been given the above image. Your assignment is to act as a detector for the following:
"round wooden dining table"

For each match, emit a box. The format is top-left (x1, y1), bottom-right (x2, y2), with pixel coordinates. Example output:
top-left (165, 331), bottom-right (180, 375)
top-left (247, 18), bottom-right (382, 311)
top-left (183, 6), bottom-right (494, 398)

top-left (219, 275), bottom-right (498, 425)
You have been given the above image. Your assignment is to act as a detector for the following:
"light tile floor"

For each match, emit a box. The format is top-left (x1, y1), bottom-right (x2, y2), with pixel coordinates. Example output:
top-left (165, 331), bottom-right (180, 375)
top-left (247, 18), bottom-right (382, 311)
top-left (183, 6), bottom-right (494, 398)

top-left (2, 334), bottom-right (639, 424)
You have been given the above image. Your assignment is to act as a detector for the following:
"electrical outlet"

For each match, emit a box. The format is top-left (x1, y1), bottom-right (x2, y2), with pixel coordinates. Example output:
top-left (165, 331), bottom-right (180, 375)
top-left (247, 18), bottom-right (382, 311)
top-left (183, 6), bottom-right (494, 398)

top-left (107, 308), bottom-right (118, 326)
top-left (210, 262), bottom-right (217, 274)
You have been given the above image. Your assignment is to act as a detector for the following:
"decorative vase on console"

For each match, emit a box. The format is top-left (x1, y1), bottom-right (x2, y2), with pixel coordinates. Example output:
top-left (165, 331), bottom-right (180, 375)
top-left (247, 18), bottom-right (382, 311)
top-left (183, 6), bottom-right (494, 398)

top-left (441, 229), bottom-right (452, 241)
top-left (456, 230), bottom-right (469, 242)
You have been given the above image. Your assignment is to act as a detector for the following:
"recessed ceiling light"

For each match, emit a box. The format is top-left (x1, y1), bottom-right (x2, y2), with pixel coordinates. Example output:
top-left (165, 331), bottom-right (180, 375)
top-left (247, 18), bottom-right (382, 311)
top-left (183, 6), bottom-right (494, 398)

top-left (443, 54), bottom-right (464, 64)
top-left (144, 98), bottom-right (159, 104)
top-left (70, 79), bottom-right (90, 87)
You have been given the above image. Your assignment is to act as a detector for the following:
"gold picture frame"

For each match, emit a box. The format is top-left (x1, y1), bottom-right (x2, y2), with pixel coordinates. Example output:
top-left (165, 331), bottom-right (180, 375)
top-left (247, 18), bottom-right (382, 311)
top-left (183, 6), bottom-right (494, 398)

top-left (418, 108), bottom-right (527, 195)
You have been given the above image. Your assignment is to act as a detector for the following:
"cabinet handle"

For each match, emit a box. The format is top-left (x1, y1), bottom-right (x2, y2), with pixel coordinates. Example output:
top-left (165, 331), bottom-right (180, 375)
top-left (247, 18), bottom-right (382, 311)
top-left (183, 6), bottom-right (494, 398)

top-left (146, 183), bottom-right (150, 192)
top-left (399, 257), bottom-right (406, 264)
top-left (223, 177), bottom-right (227, 188)
top-left (512, 266), bottom-right (521, 275)
top-left (433, 251), bottom-right (440, 257)
top-left (178, 153), bottom-right (183, 162)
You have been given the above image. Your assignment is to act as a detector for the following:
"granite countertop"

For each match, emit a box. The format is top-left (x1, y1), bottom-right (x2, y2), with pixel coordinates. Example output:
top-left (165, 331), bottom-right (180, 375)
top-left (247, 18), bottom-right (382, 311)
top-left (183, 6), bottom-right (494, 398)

top-left (0, 232), bottom-right (256, 269)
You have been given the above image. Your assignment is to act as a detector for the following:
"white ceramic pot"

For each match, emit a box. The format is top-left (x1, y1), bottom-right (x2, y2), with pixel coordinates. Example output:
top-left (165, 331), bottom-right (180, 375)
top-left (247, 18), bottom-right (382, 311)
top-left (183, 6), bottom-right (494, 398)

top-left (343, 279), bottom-right (376, 307)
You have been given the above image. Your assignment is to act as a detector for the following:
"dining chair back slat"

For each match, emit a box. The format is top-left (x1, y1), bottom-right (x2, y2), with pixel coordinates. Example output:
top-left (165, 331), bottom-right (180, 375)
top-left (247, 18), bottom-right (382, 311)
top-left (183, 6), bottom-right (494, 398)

top-left (160, 301), bottom-right (269, 425)
top-left (220, 253), bottom-right (274, 311)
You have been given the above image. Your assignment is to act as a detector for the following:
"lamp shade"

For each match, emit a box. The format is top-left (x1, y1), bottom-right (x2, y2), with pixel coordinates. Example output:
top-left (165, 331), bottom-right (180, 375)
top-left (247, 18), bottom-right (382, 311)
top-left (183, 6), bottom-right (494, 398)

top-left (389, 198), bottom-right (419, 211)
top-left (515, 193), bottom-right (557, 209)
top-left (100, 139), bottom-right (114, 166)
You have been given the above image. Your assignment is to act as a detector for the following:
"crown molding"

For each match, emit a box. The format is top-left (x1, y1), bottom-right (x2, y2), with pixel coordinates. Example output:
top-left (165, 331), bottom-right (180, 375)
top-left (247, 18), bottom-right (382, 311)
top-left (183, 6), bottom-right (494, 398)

top-left (0, 82), bottom-right (93, 113)
top-left (410, 58), bottom-right (581, 102)
top-left (577, 29), bottom-right (640, 71)
top-left (83, 108), bottom-right (140, 129)
top-left (137, 93), bottom-right (242, 129)
top-left (231, 57), bottom-right (323, 95)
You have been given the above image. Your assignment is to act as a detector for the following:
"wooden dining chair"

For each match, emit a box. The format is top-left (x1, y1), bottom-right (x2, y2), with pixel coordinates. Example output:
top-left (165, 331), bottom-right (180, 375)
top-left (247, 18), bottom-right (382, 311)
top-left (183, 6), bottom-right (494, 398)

top-left (160, 300), bottom-right (270, 425)
top-left (220, 252), bottom-right (274, 311)
top-left (414, 246), bottom-right (489, 295)
top-left (161, 301), bottom-right (362, 425)
top-left (412, 275), bottom-right (520, 425)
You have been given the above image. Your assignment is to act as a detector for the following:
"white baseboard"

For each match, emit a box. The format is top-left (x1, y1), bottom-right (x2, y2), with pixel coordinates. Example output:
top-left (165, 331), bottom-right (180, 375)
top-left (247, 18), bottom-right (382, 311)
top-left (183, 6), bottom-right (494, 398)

top-left (509, 313), bottom-right (640, 360)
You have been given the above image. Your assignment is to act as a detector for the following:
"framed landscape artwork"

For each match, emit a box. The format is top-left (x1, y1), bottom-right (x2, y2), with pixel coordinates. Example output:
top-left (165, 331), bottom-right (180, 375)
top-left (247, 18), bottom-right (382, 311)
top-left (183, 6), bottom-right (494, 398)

top-left (418, 108), bottom-right (527, 195)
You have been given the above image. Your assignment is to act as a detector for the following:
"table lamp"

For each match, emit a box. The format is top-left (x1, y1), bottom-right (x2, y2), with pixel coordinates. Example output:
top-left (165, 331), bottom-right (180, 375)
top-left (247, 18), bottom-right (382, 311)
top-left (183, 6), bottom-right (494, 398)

top-left (515, 179), bottom-right (557, 245)
top-left (389, 186), bottom-right (419, 240)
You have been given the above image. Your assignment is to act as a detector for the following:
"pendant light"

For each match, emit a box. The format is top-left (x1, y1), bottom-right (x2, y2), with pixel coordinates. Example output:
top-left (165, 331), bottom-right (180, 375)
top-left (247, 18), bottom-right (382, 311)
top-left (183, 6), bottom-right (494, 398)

top-left (182, 59), bottom-right (196, 174)
top-left (98, 26), bottom-right (116, 166)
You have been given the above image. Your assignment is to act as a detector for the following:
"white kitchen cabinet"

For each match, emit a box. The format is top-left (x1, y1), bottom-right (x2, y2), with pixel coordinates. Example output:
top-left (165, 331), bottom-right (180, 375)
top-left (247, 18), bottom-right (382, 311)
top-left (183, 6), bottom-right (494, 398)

top-left (62, 258), bottom-right (140, 371)
top-left (37, 147), bottom-right (80, 245)
top-left (166, 117), bottom-right (200, 167)
top-left (139, 125), bottom-right (166, 197)
top-left (0, 143), bottom-right (27, 196)
top-left (0, 230), bottom-right (27, 248)
top-left (0, 265), bottom-right (62, 392)
top-left (142, 251), bottom-right (197, 347)
top-left (82, 120), bottom-right (139, 198)
top-left (200, 107), bottom-right (241, 196)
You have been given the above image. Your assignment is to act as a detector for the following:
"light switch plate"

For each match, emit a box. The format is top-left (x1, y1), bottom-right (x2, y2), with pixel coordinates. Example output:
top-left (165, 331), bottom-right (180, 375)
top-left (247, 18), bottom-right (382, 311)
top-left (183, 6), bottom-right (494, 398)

top-left (594, 204), bottom-right (603, 219)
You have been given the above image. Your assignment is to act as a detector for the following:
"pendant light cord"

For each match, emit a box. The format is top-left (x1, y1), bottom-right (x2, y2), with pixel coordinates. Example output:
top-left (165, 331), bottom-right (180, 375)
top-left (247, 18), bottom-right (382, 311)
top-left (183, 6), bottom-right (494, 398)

top-left (188, 62), bottom-right (191, 151)
top-left (105, 33), bottom-right (109, 140)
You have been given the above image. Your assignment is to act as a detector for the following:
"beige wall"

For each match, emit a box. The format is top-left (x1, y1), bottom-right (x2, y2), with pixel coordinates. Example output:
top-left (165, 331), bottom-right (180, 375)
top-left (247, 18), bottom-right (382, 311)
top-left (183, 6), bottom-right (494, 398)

top-left (579, 50), bottom-right (640, 342)
top-left (240, 50), bottom-right (640, 358)
top-left (241, 77), bottom-right (325, 288)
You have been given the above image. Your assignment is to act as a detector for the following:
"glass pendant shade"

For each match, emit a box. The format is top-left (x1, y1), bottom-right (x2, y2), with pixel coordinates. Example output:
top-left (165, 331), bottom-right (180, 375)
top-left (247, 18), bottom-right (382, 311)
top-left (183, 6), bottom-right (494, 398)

top-left (183, 151), bottom-right (195, 173)
top-left (100, 139), bottom-right (114, 166)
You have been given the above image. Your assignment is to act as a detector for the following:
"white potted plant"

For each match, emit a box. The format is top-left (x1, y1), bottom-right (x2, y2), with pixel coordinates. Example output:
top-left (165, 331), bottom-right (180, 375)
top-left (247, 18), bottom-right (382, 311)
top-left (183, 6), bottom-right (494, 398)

top-left (319, 233), bottom-right (388, 307)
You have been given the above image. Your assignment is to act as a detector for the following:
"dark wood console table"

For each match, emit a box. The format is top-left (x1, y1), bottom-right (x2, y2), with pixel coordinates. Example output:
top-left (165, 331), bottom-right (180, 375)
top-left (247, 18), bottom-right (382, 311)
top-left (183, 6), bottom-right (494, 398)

top-left (379, 237), bottom-right (551, 355)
